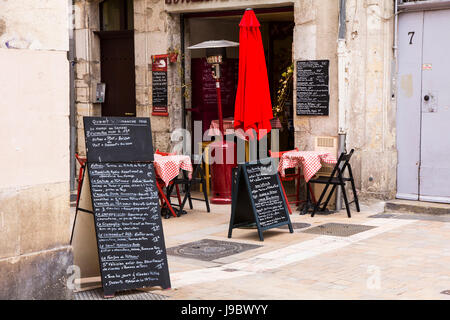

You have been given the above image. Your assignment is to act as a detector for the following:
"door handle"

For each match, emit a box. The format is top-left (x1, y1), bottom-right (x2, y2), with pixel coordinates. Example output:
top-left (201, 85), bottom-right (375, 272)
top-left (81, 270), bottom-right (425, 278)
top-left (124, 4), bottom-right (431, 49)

top-left (424, 95), bottom-right (430, 101)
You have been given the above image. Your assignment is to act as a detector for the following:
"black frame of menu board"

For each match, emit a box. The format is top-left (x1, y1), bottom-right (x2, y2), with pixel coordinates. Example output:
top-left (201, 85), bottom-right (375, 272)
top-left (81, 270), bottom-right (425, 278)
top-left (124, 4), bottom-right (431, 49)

top-left (86, 162), bottom-right (171, 297)
top-left (79, 116), bottom-right (170, 298)
top-left (83, 116), bottom-right (154, 163)
top-left (228, 159), bottom-right (293, 241)
top-left (296, 59), bottom-right (330, 116)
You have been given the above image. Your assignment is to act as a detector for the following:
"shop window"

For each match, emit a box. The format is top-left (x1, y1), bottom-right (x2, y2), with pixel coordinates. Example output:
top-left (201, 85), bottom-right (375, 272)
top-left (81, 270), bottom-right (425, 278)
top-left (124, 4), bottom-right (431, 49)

top-left (100, 0), bottom-right (134, 31)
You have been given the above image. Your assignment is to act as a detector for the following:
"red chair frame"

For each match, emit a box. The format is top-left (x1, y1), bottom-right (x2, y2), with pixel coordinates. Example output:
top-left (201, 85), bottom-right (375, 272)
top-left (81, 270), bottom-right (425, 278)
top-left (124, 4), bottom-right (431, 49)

top-left (155, 149), bottom-right (183, 217)
top-left (75, 153), bottom-right (87, 207)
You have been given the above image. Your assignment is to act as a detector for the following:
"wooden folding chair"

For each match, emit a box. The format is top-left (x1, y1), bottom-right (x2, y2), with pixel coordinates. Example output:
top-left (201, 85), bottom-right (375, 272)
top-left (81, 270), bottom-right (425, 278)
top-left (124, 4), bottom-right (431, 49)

top-left (308, 149), bottom-right (360, 218)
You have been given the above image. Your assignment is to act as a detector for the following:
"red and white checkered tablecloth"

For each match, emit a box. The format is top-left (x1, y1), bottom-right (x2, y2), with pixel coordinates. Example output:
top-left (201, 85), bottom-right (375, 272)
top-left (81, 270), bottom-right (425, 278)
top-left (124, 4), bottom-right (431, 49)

top-left (278, 150), bottom-right (337, 182)
top-left (153, 154), bottom-right (193, 186)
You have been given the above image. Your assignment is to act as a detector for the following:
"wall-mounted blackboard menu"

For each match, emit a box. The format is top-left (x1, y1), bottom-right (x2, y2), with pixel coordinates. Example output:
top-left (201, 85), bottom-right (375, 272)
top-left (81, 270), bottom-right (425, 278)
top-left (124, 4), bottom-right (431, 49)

top-left (152, 71), bottom-right (168, 111)
top-left (88, 162), bottom-right (170, 296)
top-left (296, 60), bottom-right (329, 116)
top-left (151, 54), bottom-right (169, 116)
top-left (83, 117), bottom-right (154, 163)
top-left (228, 160), bottom-right (293, 241)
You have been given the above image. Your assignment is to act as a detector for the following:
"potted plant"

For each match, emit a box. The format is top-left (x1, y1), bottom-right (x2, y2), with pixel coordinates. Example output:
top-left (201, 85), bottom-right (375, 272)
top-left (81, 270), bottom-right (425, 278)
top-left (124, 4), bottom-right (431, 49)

top-left (273, 62), bottom-right (294, 130)
top-left (168, 47), bottom-right (179, 63)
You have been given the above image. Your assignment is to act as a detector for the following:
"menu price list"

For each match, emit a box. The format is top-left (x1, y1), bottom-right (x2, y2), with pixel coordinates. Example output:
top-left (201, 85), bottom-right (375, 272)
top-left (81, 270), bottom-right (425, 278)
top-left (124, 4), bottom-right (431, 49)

top-left (296, 60), bottom-right (329, 116)
top-left (245, 163), bottom-right (288, 228)
top-left (152, 71), bottom-right (168, 107)
top-left (88, 162), bottom-right (170, 293)
top-left (83, 117), bottom-right (154, 163)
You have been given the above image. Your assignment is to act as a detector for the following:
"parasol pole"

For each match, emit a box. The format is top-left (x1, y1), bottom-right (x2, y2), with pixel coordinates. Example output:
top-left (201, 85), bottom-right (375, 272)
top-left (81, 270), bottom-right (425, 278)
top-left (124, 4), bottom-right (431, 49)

top-left (213, 68), bottom-right (225, 143)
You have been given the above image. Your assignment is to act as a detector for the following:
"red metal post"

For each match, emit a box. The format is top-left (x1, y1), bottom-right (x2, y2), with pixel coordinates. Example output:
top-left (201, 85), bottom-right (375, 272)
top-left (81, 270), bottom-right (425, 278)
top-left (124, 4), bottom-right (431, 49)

top-left (215, 78), bottom-right (225, 141)
top-left (210, 70), bottom-right (237, 205)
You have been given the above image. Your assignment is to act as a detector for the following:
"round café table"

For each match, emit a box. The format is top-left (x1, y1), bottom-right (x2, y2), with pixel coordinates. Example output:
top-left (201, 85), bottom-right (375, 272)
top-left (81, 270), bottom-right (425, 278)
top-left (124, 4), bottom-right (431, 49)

top-left (278, 150), bottom-right (337, 214)
top-left (153, 154), bottom-right (193, 218)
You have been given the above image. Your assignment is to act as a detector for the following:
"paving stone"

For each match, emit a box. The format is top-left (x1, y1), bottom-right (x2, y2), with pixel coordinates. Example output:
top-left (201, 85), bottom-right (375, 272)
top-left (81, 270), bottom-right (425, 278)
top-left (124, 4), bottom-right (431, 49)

top-left (106, 197), bottom-right (450, 300)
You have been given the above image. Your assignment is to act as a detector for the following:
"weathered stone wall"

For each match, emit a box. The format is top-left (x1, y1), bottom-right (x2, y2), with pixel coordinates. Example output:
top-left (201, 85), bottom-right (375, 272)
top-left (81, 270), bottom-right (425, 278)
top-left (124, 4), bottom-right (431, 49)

top-left (134, 0), bottom-right (182, 152)
top-left (73, 0), bottom-right (102, 156)
top-left (293, 0), bottom-right (396, 200)
top-left (344, 0), bottom-right (396, 199)
top-left (74, 0), bottom-right (182, 154)
top-left (0, 1), bottom-right (73, 299)
top-left (293, 0), bottom-right (339, 150)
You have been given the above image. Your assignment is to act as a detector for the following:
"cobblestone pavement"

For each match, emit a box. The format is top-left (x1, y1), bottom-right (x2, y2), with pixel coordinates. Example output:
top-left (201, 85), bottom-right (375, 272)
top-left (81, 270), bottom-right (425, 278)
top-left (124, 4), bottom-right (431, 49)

top-left (146, 198), bottom-right (450, 300)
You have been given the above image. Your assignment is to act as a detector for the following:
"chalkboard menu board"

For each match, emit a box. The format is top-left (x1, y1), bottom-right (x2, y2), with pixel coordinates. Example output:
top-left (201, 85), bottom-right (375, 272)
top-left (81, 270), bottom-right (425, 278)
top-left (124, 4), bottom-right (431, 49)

top-left (83, 117), bottom-right (154, 163)
top-left (296, 60), bottom-right (329, 116)
top-left (228, 160), bottom-right (293, 241)
top-left (152, 71), bottom-right (168, 112)
top-left (151, 54), bottom-right (169, 116)
top-left (88, 162), bottom-right (170, 295)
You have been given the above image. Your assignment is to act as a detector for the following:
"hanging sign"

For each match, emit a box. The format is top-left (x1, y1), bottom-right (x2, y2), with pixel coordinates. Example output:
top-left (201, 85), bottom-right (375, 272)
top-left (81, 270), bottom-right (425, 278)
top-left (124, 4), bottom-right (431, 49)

top-left (228, 159), bottom-right (293, 241)
top-left (152, 55), bottom-right (169, 116)
top-left (296, 60), bottom-right (330, 116)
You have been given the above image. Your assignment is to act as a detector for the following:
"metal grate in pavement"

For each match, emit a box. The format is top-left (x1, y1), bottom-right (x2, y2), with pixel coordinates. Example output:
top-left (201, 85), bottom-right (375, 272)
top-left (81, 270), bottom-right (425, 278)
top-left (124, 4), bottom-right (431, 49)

top-left (277, 222), bottom-right (311, 230)
top-left (301, 223), bottom-right (376, 237)
top-left (167, 239), bottom-right (261, 261)
top-left (74, 287), bottom-right (168, 300)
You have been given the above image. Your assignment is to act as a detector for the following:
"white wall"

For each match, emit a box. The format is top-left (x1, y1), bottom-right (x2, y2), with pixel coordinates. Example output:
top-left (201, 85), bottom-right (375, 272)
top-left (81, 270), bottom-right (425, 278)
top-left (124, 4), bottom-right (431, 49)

top-left (0, 49), bottom-right (70, 189)
top-left (0, 0), bottom-right (72, 299)
top-left (0, 0), bottom-right (69, 51)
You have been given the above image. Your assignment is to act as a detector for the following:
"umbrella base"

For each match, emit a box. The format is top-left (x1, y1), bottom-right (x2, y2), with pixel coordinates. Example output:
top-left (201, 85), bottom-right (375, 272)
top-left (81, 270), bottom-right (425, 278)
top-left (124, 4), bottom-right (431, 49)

top-left (210, 196), bottom-right (232, 205)
top-left (209, 141), bottom-right (236, 206)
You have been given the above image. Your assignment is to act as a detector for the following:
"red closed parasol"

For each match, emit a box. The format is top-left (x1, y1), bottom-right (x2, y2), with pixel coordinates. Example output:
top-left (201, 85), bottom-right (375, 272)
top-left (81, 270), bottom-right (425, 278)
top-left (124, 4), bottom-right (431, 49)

top-left (234, 9), bottom-right (273, 140)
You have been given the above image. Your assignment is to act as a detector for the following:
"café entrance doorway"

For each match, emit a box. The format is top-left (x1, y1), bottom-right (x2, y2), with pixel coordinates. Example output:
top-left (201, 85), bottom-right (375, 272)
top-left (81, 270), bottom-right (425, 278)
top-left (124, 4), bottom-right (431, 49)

top-left (185, 7), bottom-right (295, 152)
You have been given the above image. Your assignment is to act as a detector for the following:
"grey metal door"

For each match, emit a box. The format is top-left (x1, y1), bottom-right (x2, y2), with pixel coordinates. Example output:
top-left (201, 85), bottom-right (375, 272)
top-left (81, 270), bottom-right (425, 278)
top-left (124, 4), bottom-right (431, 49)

top-left (397, 9), bottom-right (450, 203)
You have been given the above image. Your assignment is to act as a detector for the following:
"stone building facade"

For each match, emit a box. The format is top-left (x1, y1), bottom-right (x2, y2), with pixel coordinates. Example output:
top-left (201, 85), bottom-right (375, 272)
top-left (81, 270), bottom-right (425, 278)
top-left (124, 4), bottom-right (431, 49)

top-left (0, 0), bottom-right (447, 300)
top-left (0, 0), bottom-right (73, 299)
top-left (73, 0), bottom-right (398, 201)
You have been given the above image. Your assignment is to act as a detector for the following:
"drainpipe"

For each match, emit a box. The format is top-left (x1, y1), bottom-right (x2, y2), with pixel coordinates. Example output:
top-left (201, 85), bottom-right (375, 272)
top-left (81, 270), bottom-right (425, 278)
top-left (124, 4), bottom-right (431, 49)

top-left (181, 13), bottom-right (186, 132)
top-left (392, 0), bottom-right (399, 101)
top-left (180, 13), bottom-right (187, 155)
top-left (69, 0), bottom-right (76, 192)
top-left (336, 0), bottom-right (347, 211)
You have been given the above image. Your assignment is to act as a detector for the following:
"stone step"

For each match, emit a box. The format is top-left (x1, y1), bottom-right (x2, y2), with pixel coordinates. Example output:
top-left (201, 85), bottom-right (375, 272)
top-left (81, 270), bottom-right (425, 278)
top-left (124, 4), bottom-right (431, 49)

top-left (385, 199), bottom-right (450, 215)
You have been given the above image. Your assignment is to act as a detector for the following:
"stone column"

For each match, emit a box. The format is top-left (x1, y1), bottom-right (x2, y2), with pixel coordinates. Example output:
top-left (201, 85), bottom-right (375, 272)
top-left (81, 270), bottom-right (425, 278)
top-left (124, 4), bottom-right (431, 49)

top-left (346, 0), bottom-right (396, 199)
top-left (73, 0), bottom-right (102, 156)
top-left (136, 0), bottom-right (182, 152)
top-left (0, 0), bottom-right (73, 299)
top-left (293, 0), bottom-right (339, 151)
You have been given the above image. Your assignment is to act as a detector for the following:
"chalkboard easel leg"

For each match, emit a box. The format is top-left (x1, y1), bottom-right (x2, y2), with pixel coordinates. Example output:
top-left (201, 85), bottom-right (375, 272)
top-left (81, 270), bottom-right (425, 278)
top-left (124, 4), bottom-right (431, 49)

top-left (228, 226), bottom-right (233, 238)
top-left (257, 229), bottom-right (264, 242)
top-left (70, 164), bottom-right (86, 245)
top-left (288, 223), bottom-right (294, 234)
